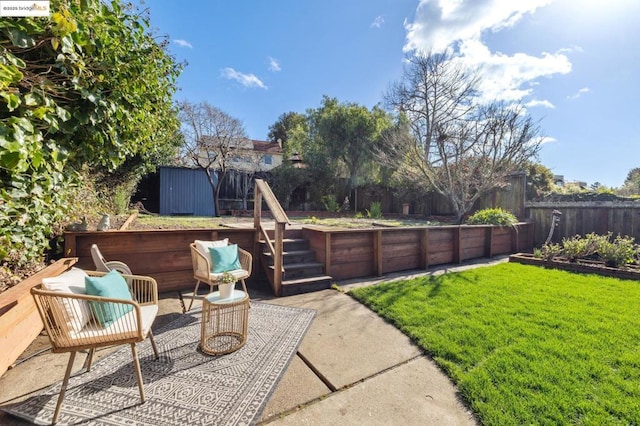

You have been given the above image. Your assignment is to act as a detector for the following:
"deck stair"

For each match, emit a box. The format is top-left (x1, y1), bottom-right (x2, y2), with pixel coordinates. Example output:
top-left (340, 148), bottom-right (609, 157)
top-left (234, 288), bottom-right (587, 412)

top-left (260, 228), bottom-right (332, 296)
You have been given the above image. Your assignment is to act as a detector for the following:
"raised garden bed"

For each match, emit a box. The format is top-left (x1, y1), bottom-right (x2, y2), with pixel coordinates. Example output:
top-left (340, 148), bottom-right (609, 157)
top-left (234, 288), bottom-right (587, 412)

top-left (509, 253), bottom-right (640, 281)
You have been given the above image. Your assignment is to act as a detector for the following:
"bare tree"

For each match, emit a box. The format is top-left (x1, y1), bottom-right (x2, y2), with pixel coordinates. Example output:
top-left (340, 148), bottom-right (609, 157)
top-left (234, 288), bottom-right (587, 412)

top-left (382, 52), bottom-right (542, 222)
top-left (231, 147), bottom-right (268, 210)
top-left (178, 101), bottom-right (248, 216)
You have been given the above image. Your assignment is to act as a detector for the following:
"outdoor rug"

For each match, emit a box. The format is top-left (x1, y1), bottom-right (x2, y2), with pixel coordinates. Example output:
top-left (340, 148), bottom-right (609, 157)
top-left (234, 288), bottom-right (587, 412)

top-left (3, 302), bottom-right (316, 425)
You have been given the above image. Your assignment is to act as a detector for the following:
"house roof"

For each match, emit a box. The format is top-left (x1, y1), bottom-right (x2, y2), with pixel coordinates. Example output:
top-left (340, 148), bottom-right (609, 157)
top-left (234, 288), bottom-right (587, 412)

top-left (251, 139), bottom-right (282, 154)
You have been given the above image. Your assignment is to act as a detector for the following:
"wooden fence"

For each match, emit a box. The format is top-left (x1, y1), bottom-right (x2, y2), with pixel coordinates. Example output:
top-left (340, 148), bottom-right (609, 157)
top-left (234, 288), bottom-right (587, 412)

top-left (354, 172), bottom-right (526, 219)
top-left (526, 202), bottom-right (640, 247)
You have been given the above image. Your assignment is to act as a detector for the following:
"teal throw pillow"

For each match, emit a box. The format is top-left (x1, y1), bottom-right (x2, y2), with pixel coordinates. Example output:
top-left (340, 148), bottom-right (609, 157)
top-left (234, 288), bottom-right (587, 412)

top-left (85, 270), bottom-right (134, 327)
top-left (209, 244), bottom-right (242, 273)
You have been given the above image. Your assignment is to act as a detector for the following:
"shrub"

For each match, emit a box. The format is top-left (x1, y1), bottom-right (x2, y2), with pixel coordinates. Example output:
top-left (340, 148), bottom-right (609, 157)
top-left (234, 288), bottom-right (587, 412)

top-left (561, 234), bottom-right (597, 262)
top-left (540, 243), bottom-right (563, 261)
top-left (536, 232), bottom-right (639, 268)
top-left (466, 208), bottom-right (517, 226)
top-left (321, 195), bottom-right (340, 212)
top-left (366, 202), bottom-right (383, 219)
top-left (596, 234), bottom-right (638, 268)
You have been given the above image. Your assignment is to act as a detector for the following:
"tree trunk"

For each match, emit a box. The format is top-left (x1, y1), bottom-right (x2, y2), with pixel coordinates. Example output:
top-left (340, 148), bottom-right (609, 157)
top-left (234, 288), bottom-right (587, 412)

top-left (214, 170), bottom-right (227, 217)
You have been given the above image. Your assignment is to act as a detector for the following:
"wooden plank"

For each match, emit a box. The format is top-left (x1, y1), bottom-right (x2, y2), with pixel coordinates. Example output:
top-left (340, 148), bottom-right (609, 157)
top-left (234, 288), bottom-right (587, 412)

top-left (383, 254), bottom-right (421, 273)
top-left (325, 233), bottom-right (332, 276)
top-left (330, 262), bottom-right (375, 280)
top-left (421, 228), bottom-right (429, 269)
top-left (383, 242), bottom-right (421, 260)
top-left (485, 227), bottom-right (493, 258)
top-left (428, 251), bottom-right (455, 265)
top-left (0, 258), bottom-right (78, 377)
top-left (331, 246), bottom-right (375, 264)
top-left (375, 230), bottom-right (383, 276)
top-left (453, 227), bottom-right (461, 264)
top-left (382, 230), bottom-right (421, 244)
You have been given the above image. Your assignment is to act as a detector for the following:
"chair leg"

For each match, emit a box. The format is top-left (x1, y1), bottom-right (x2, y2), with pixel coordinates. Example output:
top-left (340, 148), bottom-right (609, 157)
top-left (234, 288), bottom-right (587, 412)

top-left (148, 330), bottom-right (159, 359)
top-left (82, 348), bottom-right (96, 372)
top-left (240, 279), bottom-right (251, 308)
top-left (187, 280), bottom-right (202, 311)
top-left (130, 343), bottom-right (145, 403)
top-left (53, 351), bottom-right (77, 424)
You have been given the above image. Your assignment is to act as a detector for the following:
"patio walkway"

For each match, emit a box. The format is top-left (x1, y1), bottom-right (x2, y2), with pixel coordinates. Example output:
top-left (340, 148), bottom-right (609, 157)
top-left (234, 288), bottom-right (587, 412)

top-left (0, 257), bottom-right (508, 425)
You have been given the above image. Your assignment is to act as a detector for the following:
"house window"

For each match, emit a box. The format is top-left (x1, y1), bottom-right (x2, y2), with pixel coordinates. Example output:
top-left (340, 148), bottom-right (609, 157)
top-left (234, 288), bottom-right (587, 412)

top-left (263, 155), bottom-right (272, 165)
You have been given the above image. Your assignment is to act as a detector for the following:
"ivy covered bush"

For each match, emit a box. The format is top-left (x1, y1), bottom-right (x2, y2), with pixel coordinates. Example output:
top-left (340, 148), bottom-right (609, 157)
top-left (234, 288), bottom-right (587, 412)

top-left (1, 0), bottom-right (181, 280)
top-left (466, 208), bottom-right (518, 226)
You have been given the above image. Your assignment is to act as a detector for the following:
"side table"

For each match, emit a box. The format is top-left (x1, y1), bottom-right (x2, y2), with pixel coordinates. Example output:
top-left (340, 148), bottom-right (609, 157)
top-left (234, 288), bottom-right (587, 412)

top-left (200, 290), bottom-right (249, 355)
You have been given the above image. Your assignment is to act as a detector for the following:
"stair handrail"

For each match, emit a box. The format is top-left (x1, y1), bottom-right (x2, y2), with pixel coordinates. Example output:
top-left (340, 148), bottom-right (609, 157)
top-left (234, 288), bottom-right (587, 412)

top-left (254, 179), bottom-right (290, 295)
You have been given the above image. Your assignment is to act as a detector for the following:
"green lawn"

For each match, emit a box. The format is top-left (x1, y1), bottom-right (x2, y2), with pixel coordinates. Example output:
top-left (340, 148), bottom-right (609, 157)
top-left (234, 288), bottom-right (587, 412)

top-left (349, 263), bottom-right (640, 425)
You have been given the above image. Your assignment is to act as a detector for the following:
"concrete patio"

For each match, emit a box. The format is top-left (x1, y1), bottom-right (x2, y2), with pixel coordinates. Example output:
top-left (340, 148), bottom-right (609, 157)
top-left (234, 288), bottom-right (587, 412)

top-left (0, 257), bottom-right (507, 425)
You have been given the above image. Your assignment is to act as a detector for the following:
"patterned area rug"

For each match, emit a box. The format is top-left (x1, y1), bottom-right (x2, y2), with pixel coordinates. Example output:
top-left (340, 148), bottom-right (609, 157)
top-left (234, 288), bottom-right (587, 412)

top-left (3, 302), bottom-right (315, 425)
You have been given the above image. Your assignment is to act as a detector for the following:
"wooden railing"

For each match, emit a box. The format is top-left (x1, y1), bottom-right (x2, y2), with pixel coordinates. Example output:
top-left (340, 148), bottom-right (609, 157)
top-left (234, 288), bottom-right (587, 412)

top-left (253, 179), bottom-right (290, 295)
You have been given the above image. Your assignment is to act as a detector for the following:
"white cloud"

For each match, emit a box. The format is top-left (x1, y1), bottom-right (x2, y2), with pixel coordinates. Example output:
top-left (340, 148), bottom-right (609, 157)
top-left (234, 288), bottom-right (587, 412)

top-left (174, 39), bottom-right (193, 48)
top-left (557, 45), bottom-right (583, 54)
top-left (221, 68), bottom-right (268, 89)
top-left (455, 39), bottom-right (571, 103)
top-left (537, 136), bottom-right (556, 145)
top-left (403, 0), bottom-right (571, 104)
top-left (268, 57), bottom-right (281, 72)
top-left (404, 0), bottom-right (553, 54)
top-left (525, 99), bottom-right (555, 109)
top-left (567, 87), bottom-right (590, 100)
top-left (371, 16), bottom-right (384, 28)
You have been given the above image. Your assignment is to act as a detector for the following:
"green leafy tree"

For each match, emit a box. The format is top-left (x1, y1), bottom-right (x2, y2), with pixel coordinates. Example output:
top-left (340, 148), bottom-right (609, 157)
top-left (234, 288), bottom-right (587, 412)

top-left (524, 162), bottom-right (554, 201)
top-left (0, 0), bottom-right (181, 271)
top-left (305, 96), bottom-right (394, 203)
top-left (618, 167), bottom-right (640, 196)
top-left (267, 111), bottom-right (307, 157)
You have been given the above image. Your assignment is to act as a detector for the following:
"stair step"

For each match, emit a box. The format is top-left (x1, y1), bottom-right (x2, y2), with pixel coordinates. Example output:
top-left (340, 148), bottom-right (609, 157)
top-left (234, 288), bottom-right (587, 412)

top-left (269, 262), bottom-right (325, 280)
top-left (260, 238), bottom-right (310, 252)
top-left (281, 275), bottom-right (333, 296)
top-left (263, 250), bottom-right (317, 265)
top-left (264, 228), bottom-right (304, 240)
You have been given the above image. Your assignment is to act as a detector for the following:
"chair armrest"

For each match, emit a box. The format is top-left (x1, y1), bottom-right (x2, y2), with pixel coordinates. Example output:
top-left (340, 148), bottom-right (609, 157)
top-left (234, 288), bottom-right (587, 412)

top-left (238, 248), bottom-right (252, 277)
top-left (191, 243), bottom-right (212, 281)
top-left (85, 270), bottom-right (158, 306)
top-left (31, 288), bottom-right (145, 349)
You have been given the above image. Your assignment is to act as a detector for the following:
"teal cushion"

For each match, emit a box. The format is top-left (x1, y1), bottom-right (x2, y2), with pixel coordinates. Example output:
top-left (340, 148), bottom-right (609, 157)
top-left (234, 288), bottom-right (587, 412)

top-left (209, 244), bottom-right (242, 273)
top-left (85, 270), bottom-right (133, 326)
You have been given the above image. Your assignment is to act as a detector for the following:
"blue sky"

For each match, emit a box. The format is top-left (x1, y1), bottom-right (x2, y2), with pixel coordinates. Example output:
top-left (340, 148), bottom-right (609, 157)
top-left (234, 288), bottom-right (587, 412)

top-left (145, 0), bottom-right (639, 188)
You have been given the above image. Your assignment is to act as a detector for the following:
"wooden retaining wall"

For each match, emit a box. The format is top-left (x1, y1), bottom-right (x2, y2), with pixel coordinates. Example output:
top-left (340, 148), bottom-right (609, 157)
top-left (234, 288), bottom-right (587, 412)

top-left (64, 228), bottom-right (256, 293)
top-left (1, 222), bottom-right (532, 377)
top-left (64, 223), bottom-right (533, 291)
top-left (0, 258), bottom-right (77, 377)
top-left (526, 202), bottom-right (640, 247)
top-left (303, 223), bottom-right (533, 281)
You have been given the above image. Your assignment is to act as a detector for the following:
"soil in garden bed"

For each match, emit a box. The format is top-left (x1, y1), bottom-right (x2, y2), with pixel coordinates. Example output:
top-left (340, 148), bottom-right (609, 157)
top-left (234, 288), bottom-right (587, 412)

top-left (509, 253), bottom-right (640, 281)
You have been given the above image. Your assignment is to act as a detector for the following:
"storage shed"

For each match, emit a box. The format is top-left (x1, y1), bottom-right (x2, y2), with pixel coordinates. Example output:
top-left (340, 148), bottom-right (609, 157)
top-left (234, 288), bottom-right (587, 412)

top-left (159, 166), bottom-right (217, 216)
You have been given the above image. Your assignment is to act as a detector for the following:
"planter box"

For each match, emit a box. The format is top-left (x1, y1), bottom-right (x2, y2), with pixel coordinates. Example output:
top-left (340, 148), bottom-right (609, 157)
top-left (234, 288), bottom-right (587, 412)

top-left (509, 253), bottom-right (640, 281)
top-left (0, 258), bottom-right (77, 377)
